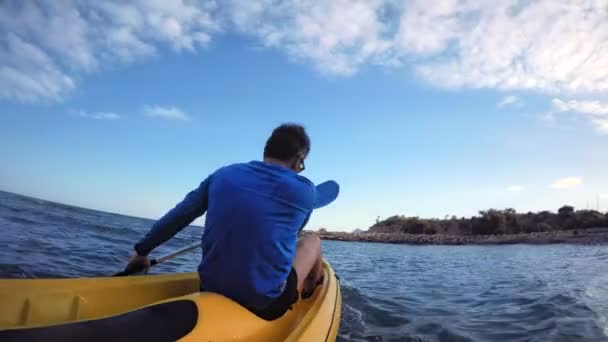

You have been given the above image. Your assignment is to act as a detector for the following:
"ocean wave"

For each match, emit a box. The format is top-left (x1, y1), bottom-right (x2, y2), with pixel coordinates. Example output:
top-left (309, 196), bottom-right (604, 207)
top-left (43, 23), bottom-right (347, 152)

top-left (2, 215), bottom-right (39, 225)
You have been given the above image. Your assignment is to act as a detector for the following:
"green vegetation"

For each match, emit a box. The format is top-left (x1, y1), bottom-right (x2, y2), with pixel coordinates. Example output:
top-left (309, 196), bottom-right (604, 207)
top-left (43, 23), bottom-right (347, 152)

top-left (369, 206), bottom-right (608, 236)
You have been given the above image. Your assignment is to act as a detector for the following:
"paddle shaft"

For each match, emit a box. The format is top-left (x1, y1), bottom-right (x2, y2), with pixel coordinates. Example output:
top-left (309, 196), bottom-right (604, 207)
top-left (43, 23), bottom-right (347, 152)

top-left (154, 241), bottom-right (201, 264)
top-left (114, 241), bottom-right (201, 276)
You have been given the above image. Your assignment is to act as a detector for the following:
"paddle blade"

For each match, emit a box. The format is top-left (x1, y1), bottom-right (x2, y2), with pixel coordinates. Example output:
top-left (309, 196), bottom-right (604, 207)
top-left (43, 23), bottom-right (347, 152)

top-left (313, 180), bottom-right (339, 209)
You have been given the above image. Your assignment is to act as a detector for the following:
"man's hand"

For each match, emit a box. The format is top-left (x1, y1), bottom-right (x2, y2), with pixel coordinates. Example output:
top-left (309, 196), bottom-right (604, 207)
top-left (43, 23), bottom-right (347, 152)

top-left (125, 251), bottom-right (151, 274)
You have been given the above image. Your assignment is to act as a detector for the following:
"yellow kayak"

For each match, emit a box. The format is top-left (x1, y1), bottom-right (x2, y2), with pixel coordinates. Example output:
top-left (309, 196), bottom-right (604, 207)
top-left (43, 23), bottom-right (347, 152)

top-left (0, 261), bottom-right (341, 341)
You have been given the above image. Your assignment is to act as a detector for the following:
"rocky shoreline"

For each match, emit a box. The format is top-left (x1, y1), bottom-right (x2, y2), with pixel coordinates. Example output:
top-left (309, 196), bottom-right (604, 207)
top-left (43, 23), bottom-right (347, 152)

top-left (318, 227), bottom-right (608, 245)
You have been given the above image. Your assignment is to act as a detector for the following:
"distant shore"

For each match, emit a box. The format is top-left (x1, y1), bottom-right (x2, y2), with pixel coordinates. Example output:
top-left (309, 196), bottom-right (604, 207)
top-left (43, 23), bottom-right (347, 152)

top-left (318, 227), bottom-right (608, 245)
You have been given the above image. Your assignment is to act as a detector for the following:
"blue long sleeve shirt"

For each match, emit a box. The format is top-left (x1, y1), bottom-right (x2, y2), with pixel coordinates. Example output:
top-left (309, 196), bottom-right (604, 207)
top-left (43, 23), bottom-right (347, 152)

top-left (134, 161), bottom-right (315, 309)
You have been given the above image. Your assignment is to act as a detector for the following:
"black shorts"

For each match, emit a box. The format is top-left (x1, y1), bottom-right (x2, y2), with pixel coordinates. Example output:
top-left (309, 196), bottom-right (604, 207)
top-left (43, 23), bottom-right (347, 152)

top-left (248, 268), bottom-right (299, 321)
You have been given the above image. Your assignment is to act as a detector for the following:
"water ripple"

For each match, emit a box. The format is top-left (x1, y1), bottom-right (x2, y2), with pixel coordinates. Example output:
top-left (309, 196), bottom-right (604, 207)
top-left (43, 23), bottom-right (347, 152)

top-left (326, 242), bottom-right (608, 341)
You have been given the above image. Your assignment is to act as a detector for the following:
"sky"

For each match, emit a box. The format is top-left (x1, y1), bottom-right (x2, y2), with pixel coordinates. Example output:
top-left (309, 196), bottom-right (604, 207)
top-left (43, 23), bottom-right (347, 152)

top-left (1, 0), bottom-right (607, 231)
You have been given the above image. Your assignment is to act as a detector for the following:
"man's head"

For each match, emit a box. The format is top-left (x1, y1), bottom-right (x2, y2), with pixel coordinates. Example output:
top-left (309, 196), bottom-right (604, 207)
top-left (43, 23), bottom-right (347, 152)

top-left (264, 124), bottom-right (310, 173)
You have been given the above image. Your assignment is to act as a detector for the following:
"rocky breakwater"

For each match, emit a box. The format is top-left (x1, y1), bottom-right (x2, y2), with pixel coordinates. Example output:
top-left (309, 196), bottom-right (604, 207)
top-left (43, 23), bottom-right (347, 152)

top-left (317, 228), bottom-right (608, 245)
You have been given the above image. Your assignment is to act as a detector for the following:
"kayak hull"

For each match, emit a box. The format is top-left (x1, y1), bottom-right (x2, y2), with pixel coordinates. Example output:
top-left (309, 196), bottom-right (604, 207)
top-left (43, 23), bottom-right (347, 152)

top-left (0, 262), bottom-right (341, 341)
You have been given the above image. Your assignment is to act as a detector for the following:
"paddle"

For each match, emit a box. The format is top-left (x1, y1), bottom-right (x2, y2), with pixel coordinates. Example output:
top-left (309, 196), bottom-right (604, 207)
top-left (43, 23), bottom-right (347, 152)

top-left (113, 241), bottom-right (202, 277)
top-left (313, 180), bottom-right (339, 209)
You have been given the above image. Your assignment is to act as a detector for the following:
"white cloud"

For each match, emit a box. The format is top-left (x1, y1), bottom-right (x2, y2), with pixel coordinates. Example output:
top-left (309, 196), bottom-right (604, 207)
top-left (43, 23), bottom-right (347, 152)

top-left (0, 34), bottom-right (75, 102)
top-left (551, 177), bottom-right (582, 189)
top-left (223, 0), bottom-right (608, 90)
top-left (507, 185), bottom-right (525, 192)
top-left (410, 0), bottom-right (608, 94)
top-left (220, 0), bottom-right (608, 93)
top-left (144, 105), bottom-right (190, 121)
top-left (591, 118), bottom-right (608, 134)
top-left (0, 1), bottom-right (218, 102)
top-left (552, 99), bottom-right (608, 116)
top-left (77, 110), bottom-right (120, 120)
top-left (552, 98), bottom-right (608, 134)
top-left (498, 95), bottom-right (520, 108)
top-left (2, 0), bottom-right (608, 102)
top-left (225, 0), bottom-right (394, 75)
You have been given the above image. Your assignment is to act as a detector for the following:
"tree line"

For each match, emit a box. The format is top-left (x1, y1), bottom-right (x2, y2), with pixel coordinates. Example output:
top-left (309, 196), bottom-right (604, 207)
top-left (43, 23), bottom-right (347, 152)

top-left (369, 206), bottom-right (608, 235)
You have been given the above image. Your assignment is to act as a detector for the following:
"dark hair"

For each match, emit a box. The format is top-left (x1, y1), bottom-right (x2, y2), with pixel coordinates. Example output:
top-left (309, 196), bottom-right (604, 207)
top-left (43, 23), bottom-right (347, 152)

top-left (264, 124), bottom-right (310, 161)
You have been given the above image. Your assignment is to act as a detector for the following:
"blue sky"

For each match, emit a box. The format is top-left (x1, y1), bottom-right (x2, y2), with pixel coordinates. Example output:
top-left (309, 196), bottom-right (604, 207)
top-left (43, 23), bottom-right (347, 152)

top-left (1, 1), bottom-right (607, 231)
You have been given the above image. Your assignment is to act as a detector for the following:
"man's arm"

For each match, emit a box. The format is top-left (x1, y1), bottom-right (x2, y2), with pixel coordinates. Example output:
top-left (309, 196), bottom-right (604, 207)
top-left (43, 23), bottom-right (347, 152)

top-left (298, 212), bottom-right (312, 234)
top-left (134, 177), bottom-right (211, 256)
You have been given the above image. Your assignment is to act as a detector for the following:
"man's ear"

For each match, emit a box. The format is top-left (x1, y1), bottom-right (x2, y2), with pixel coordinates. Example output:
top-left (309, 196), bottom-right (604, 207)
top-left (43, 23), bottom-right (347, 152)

top-left (289, 156), bottom-right (300, 171)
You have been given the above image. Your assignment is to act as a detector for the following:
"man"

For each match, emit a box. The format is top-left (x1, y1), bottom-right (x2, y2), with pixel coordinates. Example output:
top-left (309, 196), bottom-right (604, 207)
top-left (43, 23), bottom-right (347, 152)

top-left (126, 124), bottom-right (334, 320)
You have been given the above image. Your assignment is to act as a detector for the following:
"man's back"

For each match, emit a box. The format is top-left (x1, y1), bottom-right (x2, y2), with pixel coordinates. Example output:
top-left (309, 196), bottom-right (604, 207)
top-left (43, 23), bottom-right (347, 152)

top-left (200, 161), bottom-right (314, 310)
top-left (129, 124), bottom-right (331, 321)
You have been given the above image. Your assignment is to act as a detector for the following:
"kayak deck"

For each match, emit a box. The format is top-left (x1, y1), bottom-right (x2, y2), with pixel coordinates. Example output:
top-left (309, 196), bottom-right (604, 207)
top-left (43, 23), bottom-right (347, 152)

top-left (0, 262), bottom-right (341, 341)
top-left (0, 272), bottom-right (199, 328)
